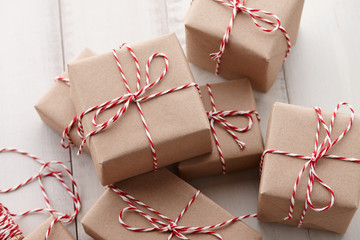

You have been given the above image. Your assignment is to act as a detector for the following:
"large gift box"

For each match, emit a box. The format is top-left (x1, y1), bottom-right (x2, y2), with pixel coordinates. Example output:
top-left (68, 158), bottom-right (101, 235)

top-left (185, 0), bottom-right (304, 92)
top-left (24, 217), bottom-right (73, 240)
top-left (178, 79), bottom-right (263, 179)
top-left (68, 33), bottom-right (212, 185)
top-left (82, 169), bottom-right (262, 239)
top-left (258, 102), bottom-right (360, 233)
top-left (35, 48), bottom-right (96, 153)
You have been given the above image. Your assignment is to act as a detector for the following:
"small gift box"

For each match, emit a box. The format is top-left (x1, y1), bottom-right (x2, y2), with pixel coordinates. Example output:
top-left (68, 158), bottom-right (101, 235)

top-left (185, 0), bottom-right (304, 92)
top-left (35, 48), bottom-right (97, 153)
top-left (24, 217), bottom-right (73, 240)
top-left (258, 102), bottom-right (360, 233)
top-left (68, 33), bottom-right (212, 185)
top-left (178, 79), bottom-right (263, 179)
top-left (82, 169), bottom-right (262, 239)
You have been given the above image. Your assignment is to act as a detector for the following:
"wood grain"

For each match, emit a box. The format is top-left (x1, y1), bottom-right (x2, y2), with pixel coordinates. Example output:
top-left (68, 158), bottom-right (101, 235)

top-left (0, 0), bottom-right (75, 237)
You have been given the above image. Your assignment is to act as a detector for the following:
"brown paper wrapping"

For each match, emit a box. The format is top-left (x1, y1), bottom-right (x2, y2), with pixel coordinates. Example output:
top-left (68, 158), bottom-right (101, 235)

top-left (258, 102), bottom-right (360, 233)
top-left (178, 79), bottom-right (264, 179)
top-left (10, 235), bottom-right (23, 240)
top-left (185, 0), bottom-right (304, 92)
top-left (69, 33), bottom-right (212, 185)
top-left (24, 217), bottom-right (73, 240)
top-left (35, 48), bottom-right (97, 153)
top-left (82, 169), bottom-right (262, 239)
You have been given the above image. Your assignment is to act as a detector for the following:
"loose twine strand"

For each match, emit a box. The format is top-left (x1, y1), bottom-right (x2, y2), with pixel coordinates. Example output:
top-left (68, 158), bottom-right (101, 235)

top-left (0, 148), bottom-right (80, 240)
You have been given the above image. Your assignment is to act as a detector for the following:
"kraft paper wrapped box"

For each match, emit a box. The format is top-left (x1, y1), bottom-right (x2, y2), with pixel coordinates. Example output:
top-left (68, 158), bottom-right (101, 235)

top-left (68, 33), bottom-right (212, 185)
top-left (35, 48), bottom-right (97, 154)
top-left (178, 79), bottom-right (263, 179)
top-left (258, 102), bottom-right (360, 233)
top-left (24, 217), bottom-right (73, 240)
top-left (82, 169), bottom-right (262, 239)
top-left (185, 0), bottom-right (304, 92)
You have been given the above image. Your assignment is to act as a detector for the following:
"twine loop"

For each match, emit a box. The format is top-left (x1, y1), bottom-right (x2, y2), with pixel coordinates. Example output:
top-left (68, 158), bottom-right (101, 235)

top-left (206, 84), bottom-right (259, 174)
top-left (109, 185), bottom-right (257, 240)
top-left (260, 102), bottom-right (360, 227)
top-left (62, 44), bottom-right (200, 172)
top-left (209, 0), bottom-right (291, 75)
top-left (0, 148), bottom-right (80, 240)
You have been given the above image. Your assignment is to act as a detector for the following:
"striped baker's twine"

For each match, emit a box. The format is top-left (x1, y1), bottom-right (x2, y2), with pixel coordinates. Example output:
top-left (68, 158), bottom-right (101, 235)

top-left (61, 44), bottom-right (200, 171)
top-left (208, 0), bottom-right (291, 75)
top-left (0, 148), bottom-right (80, 240)
top-left (108, 185), bottom-right (257, 240)
top-left (206, 84), bottom-right (260, 174)
top-left (0, 204), bottom-right (22, 240)
top-left (55, 76), bottom-right (70, 86)
top-left (259, 102), bottom-right (360, 228)
top-left (54, 76), bottom-right (80, 149)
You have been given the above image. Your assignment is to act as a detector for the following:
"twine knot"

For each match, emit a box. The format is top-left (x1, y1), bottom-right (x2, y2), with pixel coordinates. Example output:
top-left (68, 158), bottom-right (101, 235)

top-left (205, 84), bottom-right (259, 174)
top-left (109, 185), bottom-right (257, 240)
top-left (260, 102), bottom-right (359, 227)
top-left (62, 43), bottom-right (200, 172)
top-left (209, 0), bottom-right (290, 75)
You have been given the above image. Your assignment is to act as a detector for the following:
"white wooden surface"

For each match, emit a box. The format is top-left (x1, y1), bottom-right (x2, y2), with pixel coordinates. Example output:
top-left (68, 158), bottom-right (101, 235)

top-left (0, 0), bottom-right (359, 239)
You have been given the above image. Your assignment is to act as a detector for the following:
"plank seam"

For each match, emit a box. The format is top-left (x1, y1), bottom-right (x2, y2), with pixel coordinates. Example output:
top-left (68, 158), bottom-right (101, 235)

top-left (282, 65), bottom-right (291, 104)
top-left (57, 0), bottom-right (78, 239)
top-left (58, 0), bottom-right (66, 71)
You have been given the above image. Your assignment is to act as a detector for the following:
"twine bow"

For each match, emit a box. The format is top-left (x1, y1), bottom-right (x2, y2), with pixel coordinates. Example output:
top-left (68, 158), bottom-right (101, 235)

top-left (206, 84), bottom-right (260, 174)
top-left (260, 102), bottom-right (360, 227)
top-left (0, 148), bottom-right (80, 240)
top-left (62, 44), bottom-right (199, 171)
top-left (109, 185), bottom-right (257, 240)
top-left (209, 0), bottom-right (291, 75)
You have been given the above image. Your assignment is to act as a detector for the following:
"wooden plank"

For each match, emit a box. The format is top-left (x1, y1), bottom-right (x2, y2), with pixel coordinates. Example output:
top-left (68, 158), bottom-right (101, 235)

top-left (0, 0), bottom-right (76, 237)
top-left (60, 0), bottom-right (169, 63)
top-left (59, 0), bottom-right (169, 239)
top-left (284, 0), bottom-right (360, 239)
top-left (284, 0), bottom-right (360, 108)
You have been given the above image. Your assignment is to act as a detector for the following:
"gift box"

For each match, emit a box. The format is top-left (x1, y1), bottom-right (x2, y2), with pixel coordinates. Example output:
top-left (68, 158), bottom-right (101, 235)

top-left (24, 217), bottom-right (73, 240)
top-left (258, 102), bottom-right (360, 233)
top-left (178, 79), bottom-right (263, 179)
top-left (82, 169), bottom-right (262, 239)
top-left (68, 33), bottom-right (212, 185)
top-left (35, 48), bottom-right (96, 153)
top-left (185, 0), bottom-right (304, 92)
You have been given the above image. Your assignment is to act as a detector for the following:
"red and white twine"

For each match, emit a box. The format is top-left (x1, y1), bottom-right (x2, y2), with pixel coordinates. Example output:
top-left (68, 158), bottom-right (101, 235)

top-left (206, 84), bottom-right (259, 174)
top-left (62, 44), bottom-right (200, 171)
top-left (108, 185), bottom-right (257, 239)
top-left (0, 148), bottom-right (80, 240)
top-left (209, 0), bottom-right (291, 75)
top-left (260, 102), bottom-right (360, 227)
top-left (55, 76), bottom-right (70, 86)
top-left (53, 75), bottom-right (79, 149)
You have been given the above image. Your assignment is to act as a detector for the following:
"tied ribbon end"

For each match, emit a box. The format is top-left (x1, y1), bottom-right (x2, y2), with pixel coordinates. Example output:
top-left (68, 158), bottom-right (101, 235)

top-left (209, 52), bottom-right (221, 61)
top-left (237, 140), bottom-right (246, 150)
top-left (284, 216), bottom-right (291, 221)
